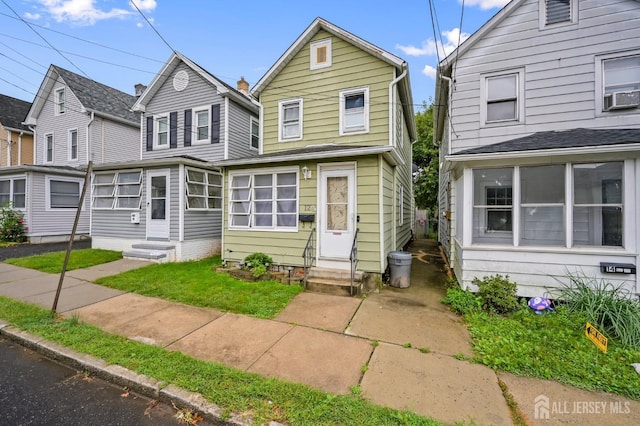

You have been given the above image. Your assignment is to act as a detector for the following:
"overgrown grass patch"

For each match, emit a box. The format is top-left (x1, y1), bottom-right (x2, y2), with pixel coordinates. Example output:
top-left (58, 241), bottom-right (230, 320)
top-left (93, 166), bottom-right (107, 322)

top-left (465, 307), bottom-right (640, 400)
top-left (5, 249), bottom-right (122, 273)
top-left (0, 296), bottom-right (439, 425)
top-left (95, 256), bottom-right (302, 319)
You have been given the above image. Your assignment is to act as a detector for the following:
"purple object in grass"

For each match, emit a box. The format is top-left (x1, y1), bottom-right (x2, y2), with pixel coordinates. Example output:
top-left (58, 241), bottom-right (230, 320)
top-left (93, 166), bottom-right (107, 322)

top-left (528, 297), bottom-right (552, 314)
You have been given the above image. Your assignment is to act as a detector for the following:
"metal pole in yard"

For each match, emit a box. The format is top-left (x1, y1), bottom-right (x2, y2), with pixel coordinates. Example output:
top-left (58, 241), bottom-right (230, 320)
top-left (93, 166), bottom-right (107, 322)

top-left (51, 161), bottom-right (93, 315)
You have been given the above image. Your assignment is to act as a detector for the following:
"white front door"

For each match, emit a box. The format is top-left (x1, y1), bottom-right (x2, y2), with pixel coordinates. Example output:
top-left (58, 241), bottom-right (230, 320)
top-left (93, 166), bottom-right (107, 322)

top-left (146, 169), bottom-right (170, 240)
top-left (318, 165), bottom-right (356, 266)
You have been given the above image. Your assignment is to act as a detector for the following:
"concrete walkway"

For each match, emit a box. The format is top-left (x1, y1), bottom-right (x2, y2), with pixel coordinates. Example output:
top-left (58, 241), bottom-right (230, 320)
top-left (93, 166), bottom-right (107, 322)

top-left (1, 244), bottom-right (639, 425)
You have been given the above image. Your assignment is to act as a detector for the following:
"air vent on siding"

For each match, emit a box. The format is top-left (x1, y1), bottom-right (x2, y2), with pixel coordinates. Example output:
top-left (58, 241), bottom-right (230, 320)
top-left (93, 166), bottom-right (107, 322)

top-left (546, 0), bottom-right (571, 25)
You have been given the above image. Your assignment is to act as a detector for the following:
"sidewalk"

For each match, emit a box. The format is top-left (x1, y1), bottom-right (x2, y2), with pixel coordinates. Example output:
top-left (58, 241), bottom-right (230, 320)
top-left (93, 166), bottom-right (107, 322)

top-left (1, 242), bottom-right (639, 425)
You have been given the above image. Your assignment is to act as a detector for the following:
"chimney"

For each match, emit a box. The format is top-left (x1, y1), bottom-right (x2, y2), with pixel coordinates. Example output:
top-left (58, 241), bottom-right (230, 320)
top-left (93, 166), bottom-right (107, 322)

top-left (134, 83), bottom-right (147, 97)
top-left (237, 77), bottom-right (249, 95)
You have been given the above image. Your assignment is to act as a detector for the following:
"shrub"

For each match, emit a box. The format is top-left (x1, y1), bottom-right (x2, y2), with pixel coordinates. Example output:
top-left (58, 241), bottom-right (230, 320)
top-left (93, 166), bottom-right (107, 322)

top-left (244, 252), bottom-right (273, 268)
top-left (442, 287), bottom-right (482, 315)
top-left (555, 272), bottom-right (640, 349)
top-left (251, 264), bottom-right (268, 279)
top-left (473, 274), bottom-right (519, 314)
top-left (0, 204), bottom-right (27, 242)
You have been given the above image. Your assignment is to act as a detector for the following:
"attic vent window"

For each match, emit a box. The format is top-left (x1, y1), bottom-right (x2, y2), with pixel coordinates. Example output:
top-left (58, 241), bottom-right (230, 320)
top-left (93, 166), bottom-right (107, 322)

top-left (310, 39), bottom-right (332, 70)
top-left (546, 0), bottom-right (571, 25)
top-left (173, 70), bottom-right (189, 92)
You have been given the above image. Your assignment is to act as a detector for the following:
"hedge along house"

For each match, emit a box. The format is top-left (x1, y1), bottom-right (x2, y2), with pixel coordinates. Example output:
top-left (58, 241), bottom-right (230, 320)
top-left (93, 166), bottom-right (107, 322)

top-left (11, 65), bottom-right (140, 243)
top-left (217, 18), bottom-right (416, 291)
top-left (90, 52), bottom-right (260, 262)
top-left (436, 0), bottom-right (640, 298)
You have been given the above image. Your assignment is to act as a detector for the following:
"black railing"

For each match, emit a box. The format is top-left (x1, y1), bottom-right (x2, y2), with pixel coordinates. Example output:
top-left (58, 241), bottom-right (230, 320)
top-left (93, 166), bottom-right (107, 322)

top-left (302, 227), bottom-right (316, 288)
top-left (349, 228), bottom-right (359, 296)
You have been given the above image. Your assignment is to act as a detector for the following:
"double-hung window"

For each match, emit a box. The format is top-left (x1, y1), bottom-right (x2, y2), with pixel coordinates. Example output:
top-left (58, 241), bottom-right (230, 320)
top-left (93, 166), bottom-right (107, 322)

top-left (69, 129), bottom-right (78, 161)
top-left (278, 99), bottom-right (302, 141)
top-left (194, 107), bottom-right (210, 143)
top-left (0, 178), bottom-right (26, 209)
top-left (340, 87), bottom-right (369, 135)
top-left (92, 171), bottom-right (142, 209)
top-left (473, 168), bottom-right (513, 244)
top-left (55, 88), bottom-right (65, 114)
top-left (155, 116), bottom-right (169, 148)
top-left (602, 55), bottom-right (640, 111)
top-left (45, 134), bottom-right (54, 163)
top-left (486, 74), bottom-right (518, 123)
top-left (229, 169), bottom-right (298, 230)
top-left (250, 117), bottom-right (260, 150)
top-left (48, 178), bottom-right (80, 209)
top-left (186, 168), bottom-right (222, 209)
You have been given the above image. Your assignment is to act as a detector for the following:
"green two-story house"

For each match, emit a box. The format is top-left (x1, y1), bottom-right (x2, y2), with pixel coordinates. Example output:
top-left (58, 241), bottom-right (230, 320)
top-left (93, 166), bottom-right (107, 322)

top-left (218, 18), bottom-right (416, 287)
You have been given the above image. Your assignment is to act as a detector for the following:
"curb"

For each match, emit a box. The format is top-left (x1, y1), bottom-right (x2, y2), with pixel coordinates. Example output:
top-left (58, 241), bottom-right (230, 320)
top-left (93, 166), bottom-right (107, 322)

top-left (0, 320), bottom-right (255, 426)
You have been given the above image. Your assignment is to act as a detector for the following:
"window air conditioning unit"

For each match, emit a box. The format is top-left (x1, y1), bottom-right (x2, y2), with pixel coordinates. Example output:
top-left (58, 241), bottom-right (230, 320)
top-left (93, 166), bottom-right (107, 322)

top-left (604, 90), bottom-right (640, 111)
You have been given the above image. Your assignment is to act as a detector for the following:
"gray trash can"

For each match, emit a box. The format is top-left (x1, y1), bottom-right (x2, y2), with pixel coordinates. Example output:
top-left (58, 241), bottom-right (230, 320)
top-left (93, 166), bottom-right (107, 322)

top-left (388, 251), bottom-right (412, 288)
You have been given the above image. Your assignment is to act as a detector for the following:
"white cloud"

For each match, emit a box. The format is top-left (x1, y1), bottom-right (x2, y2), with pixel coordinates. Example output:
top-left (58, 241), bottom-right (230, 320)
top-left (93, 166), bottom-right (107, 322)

top-left (422, 65), bottom-right (437, 79)
top-left (36, 0), bottom-right (132, 25)
top-left (463, 0), bottom-right (510, 10)
top-left (396, 27), bottom-right (470, 59)
top-left (130, 0), bottom-right (157, 12)
top-left (24, 12), bottom-right (41, 20)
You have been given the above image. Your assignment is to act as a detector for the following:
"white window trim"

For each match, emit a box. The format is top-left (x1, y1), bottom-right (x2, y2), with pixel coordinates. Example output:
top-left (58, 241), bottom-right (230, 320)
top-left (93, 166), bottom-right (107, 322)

top-left (595, 50), bottom-right (640, 116)
top-left (228, 166), bottom-right (299, 232)
top-left (44, 133), bottom-right (54, 164)
top-left (480, 69), bottom-right (525, 127)
top-left (539, 0), bottom-right (578, 30)
top-left (185, 167), bottom-right (222, 211)
top-left (55, 87), bottom-right (65, 115)
top-left (192, 105), bottom-right (211, 145)
top-left (0, 176), bottom-right (27, 210)
top-left (45, 176), bottom-right (82, 211)
top-left (278, 98), bottom-right (303, 142)
top-left (250, 116), bottom-right (260, 151)
top-left (92, 170), bottom-right (143, 211)
top-left (154, 114), bottom-right (170, 150)
top-left (339, 87), bottom-right (370, 136)
top-left (310, 38), bottom-right (332, 70)
top-left (68, 128), bottom-right (78, 162)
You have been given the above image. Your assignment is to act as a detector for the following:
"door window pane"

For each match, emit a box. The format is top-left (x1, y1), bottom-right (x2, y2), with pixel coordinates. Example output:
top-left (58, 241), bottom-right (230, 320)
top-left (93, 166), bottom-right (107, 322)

top-left (327, 176), bottom-right (348, 231)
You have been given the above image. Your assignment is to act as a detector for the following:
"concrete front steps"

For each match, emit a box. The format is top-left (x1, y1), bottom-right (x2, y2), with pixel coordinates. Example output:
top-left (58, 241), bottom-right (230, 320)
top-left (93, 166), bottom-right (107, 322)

top-left (123, 243), bottom-right (176, 263)
top-left (305, 267), bottom-right (363, 297)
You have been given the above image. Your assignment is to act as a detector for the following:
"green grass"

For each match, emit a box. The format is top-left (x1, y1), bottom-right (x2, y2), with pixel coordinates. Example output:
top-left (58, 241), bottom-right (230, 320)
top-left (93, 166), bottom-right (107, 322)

top-left (0, 296), bottom-right (440, 425)
top-left (5, 249), bottom-right (122, 273)
top-left (95, 256), bottom-right (302, 319)
top-left (465, 307), bottom-right (640, 400)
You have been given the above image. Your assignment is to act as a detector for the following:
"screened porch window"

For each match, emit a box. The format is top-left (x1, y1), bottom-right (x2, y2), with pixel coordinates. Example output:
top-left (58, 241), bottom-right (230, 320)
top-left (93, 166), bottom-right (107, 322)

top-left (49, 179), bottom-right (80, 209)
top-left (520, 165), bottom-right (565, 246)
top-left (229, 169), bottom-right (298, 230)
top-left (473, 168), bottom-right (513, 244)
top-left (186, 168), bottom-right (222, 210)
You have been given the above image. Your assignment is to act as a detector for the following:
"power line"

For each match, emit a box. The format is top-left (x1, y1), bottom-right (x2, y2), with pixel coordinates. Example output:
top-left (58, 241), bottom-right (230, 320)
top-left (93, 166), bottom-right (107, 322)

top-left (130, 0), bottom-right (175, 54)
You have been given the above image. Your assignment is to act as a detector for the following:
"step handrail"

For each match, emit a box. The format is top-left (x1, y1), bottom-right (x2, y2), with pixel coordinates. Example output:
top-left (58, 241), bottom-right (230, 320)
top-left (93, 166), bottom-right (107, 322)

top-left (349, 228), bottom-right (359, 296)
top-left (302, 227), bottom-right (316, 288)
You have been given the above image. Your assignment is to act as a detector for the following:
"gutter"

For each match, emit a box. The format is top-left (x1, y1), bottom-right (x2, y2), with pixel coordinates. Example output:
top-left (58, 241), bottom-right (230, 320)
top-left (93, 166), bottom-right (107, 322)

top-left (388, 65), bottom-right (408, 147)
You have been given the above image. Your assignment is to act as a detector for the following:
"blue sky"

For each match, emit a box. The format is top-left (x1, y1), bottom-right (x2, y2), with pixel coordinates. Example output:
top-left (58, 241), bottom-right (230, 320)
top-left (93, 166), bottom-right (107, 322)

top-left (0, 0), bottom-right (510, 111)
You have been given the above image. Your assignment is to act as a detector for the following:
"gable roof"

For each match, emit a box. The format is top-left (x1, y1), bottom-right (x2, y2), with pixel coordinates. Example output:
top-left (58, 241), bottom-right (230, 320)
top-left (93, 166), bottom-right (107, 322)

top-left (24, 65), bottom-right (139, 126)
top-left (252, 17), bottom-right (407, 96)
top-left (448, 128), bottom-right (640, 159)
top-left (131, 51), bottom-right (258, 113)
top-left (0, 93), bottom-right (32, 133)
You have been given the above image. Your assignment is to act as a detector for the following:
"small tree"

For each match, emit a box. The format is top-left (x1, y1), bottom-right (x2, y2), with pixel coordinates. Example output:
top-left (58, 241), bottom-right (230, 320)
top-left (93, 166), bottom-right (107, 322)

top-left (0, 203), bottom-right (27, 242)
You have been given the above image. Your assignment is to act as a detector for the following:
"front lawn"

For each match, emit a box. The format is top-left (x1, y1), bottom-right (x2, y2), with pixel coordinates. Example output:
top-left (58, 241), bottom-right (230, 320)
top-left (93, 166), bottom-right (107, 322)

top-left (5, 249), bottom-right (122, 273)
top-left (0, 296), bottom-right (439, 425)
top-left (95, 256), bottom-right (302, 319)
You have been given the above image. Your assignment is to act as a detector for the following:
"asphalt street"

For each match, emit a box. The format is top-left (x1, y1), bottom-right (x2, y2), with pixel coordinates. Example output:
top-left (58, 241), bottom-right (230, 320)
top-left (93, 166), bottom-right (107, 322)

top-left (0, 338), bottom-right (218, 426)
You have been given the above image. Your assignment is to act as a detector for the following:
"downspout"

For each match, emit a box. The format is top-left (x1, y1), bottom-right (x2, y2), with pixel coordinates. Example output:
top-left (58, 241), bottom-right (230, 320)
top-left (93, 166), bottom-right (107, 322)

top-left (28, 125), bottom-right (36, 164)
top-left (18, 132), bottom-right (23, 165)
top-left (87, 112), bottom-right (95, 162)
top-left (86, 112), bottom-right (95, 237)
top-left (388, 65), bottom-right (408, 147)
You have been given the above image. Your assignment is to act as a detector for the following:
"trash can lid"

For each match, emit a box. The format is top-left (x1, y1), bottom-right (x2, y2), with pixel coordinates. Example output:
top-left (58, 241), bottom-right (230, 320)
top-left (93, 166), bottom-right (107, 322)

top-left (388, 251), bottom-right (412, 260)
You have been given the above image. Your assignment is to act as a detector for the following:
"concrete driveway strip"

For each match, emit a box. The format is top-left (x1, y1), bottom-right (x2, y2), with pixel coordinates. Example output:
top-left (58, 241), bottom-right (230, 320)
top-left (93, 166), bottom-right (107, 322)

top-left (248, 326), bottom-right (373, 395)
top-left (361, 343), bottom-right (512, 425)
top-left (167, 313), bottom-right (293, 370)
top-left (275, 292), bottom-right (362, 332)
top-left (498, 371), bottom-right (640, 426)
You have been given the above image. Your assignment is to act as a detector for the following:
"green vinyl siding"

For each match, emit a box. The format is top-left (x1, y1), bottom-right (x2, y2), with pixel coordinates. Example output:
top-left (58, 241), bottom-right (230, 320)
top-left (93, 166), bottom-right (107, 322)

top-left (382, 160), bottom-right (394, 263)
top-left (260, 30), bottom-right (395, 153)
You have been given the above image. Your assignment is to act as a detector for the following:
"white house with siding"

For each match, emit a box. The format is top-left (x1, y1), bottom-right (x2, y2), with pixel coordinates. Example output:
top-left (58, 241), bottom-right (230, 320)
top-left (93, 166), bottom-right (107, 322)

top-left (436, 0), bottom-right (640, 297)
top-left (90, 52), bottom-right (260, 261)
top-left (5, 65), bottom-right (140, 243)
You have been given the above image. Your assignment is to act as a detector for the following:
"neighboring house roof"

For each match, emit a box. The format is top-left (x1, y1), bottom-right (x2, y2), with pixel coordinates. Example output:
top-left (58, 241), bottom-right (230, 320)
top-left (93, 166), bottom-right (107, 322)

top-left (91, 155), bottom-right (215, 171)
top-left (24, 65), bottom-right (139, 126)
top-left (131, 51), bottom-right (258, 114)
top-left (0, 164), bottom-right (85, 176)
top-left (449, 128), bottom-right (640, 159)
top-left (0, 93), bottom-right (32, 133)
top-left (251, 17), bottom-right (416, 141)
top-left (215, 144), bottom-right (402, 167)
